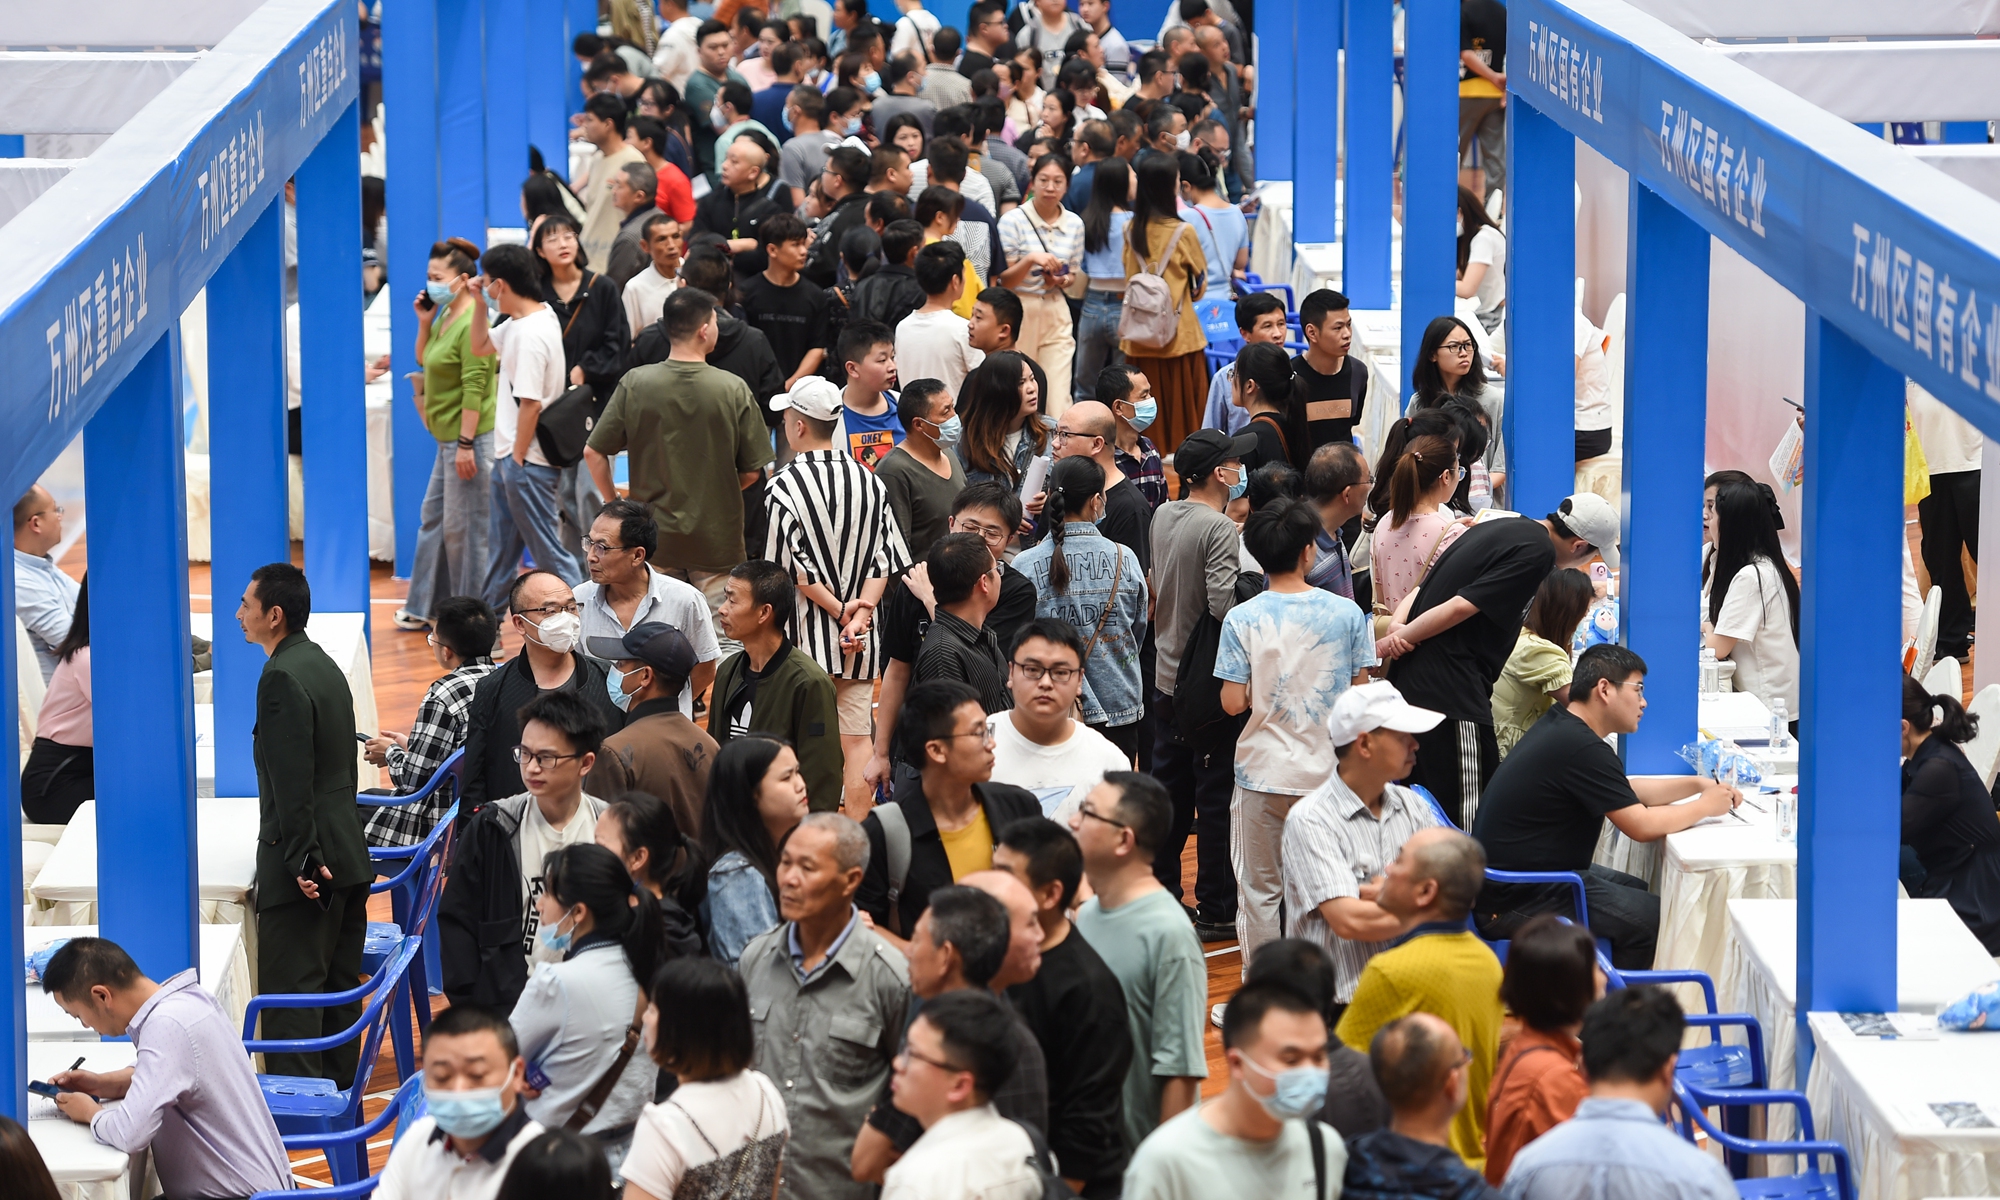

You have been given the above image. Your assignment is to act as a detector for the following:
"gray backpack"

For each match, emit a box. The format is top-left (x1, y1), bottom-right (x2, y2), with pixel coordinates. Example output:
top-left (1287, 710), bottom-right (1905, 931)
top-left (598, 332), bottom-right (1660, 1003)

top-left (874, 801), bottom-right (914, 936)
top-left (1117, 222), bottom-right (1191, 351)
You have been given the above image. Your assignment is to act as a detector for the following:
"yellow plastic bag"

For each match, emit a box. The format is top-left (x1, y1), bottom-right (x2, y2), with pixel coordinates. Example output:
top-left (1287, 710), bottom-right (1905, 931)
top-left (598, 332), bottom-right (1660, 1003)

top-left (1906, 407), bottom-right (1932, 507)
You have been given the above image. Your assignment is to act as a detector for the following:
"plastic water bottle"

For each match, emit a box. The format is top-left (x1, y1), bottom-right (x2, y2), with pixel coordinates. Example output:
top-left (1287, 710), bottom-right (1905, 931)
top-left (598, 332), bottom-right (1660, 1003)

top-left (1768, 698), bottom-right (1791, 751)
top-left (1776, 789), bottom-right (1797, 844)
top-left (1699, 647), bottom-right (1719, 697)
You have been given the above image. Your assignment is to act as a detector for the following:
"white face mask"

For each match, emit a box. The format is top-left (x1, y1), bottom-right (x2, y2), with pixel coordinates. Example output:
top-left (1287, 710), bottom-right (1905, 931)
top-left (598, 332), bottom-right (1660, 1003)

top-left (526, 610), bottom-right (581, 655)
top-left (1456, 213), bottom-right (1465, 237)
top-left (1174, 130), bottom-right (1191, 150)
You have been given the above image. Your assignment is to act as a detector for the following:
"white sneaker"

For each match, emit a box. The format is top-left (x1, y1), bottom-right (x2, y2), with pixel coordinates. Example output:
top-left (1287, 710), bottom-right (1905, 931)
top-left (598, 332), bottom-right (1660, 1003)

top-left (391, 609), bottom-right (431, 631)
top-left (1210, 1002), bottom-right (1227, 1030)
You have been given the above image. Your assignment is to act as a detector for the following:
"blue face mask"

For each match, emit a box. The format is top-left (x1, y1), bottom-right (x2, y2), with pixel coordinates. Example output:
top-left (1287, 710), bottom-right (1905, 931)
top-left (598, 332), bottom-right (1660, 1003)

top-left (927, 414), bottom-right (962, 448)
top-left (1241, 1055), bottom-right (1330, 1120)
top-left (425, 1085), bottom-right (509, 1139)
top-left (425, 280), bottom-right (455, 307)
top-left (1125, 398), bottom-right (1157, 431)
top-left (861, 69), bottom-right (881, 92)
top-left (536, 911), bottom-right (576, 954)
top-left (843, 115), bottom-right (864, 136)
top-left (605, 664), bottom-right (644, 712)
top-left (781, 107), bottom-right (796, 134)
top-left (1225, 470), bottom-right (1247, 501)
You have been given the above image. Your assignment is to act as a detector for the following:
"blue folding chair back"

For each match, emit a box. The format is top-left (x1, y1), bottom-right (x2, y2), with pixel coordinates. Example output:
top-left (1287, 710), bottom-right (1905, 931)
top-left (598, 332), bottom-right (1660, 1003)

top-left (1195, 295), bottom-right (1236, 343)
top-left (260, 1063), bottom-right (431, 1188)
top-left (1245, 280), bottom-right (1296, 313)
top-left (245, 934), bottom-right (423, 1140)
top-left (1603, 958), bottom-right (1765, 1093)
top-left (1410, 784), bottom-right (1457, 830)
top-left (363, 802), bottom-right (458, 1078)
top-left (1671, 1080), bottom-right (1853, 1200)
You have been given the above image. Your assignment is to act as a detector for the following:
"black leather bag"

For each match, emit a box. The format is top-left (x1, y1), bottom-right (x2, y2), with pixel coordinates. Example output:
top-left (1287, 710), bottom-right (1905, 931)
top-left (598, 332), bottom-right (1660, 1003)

top-left (533, 383), bottom-right (595, 468)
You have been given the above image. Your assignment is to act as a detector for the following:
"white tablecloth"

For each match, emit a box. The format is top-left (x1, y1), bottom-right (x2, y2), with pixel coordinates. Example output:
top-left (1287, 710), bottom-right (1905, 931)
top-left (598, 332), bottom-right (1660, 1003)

top-left (1805, 1009), bottom-right (2000, 1200)
top-left (1703, 690), bottom-right (1777, 744)
top-left (28, 798), bottom-right (261, 934)
top-left (1656, 775), bottom-right (1798, 983)
top-left (27, 923), bottom-right (251, 1041)
top-left (1248, 180), bottom-right (1295, 285)
top-left (27, 1041), bottom-right (147, 1200)
top-left (189, 613), bottom-right (377, 786)
top-left (1722, 899), bottom-right (1999, 1139)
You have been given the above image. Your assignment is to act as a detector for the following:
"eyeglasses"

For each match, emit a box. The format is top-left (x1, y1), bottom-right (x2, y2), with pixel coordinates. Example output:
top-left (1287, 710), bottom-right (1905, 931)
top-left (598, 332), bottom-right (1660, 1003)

top-left (1012, 661), bottom-right (1080, 684)
top-left (953, 520), bottom-right (1011, 547)
top-left (512, 745), bottom-right (586, 770)
top-left (934, 727), bottom-right (997, 747)
top-left (1076, 801), bottom-right (1128, 829)
top-left (521, 601), bottom-right (580, 617)
top-left (581, 537), bottom-right (633, 558)
top-left (34, 505), bottom-right (64, 519)
top-left (1050, 429), bottom-right (1096, 446)
top-left (896, 1046), bottom-right (969, 1075)
top-left (1440, 340), bottom-right (1476, 354)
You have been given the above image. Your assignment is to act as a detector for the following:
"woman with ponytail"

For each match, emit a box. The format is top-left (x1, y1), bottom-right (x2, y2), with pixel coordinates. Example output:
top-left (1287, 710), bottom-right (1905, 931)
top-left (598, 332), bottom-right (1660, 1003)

top-left (596, 791), bottom-right (707, 959)
top-left (1367, 434), bottom-right (1470, 613)
top-left (1231, 342), bottom-right (1308, 473)
top-left (1701, 473), bottom-right (1800, 722)
top-left (1900, 674), bottom-right (2000, 952)
top-left (1011, 455), bottom-right (1150, 744)
top-left (511, 841), bottom-right (668, 1165)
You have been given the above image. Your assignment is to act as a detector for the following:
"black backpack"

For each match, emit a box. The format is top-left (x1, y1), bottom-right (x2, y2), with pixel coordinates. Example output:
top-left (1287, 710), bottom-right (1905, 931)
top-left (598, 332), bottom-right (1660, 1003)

top-left (532, 382), bottom-right (596, 468)
top-left (1172, 572), bottom-right (1264, 748)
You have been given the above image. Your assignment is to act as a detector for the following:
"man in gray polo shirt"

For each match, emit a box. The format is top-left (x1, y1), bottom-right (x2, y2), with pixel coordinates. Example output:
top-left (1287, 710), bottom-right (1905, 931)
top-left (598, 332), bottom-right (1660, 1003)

top-left (740, 813), bottom-right (911, 1200)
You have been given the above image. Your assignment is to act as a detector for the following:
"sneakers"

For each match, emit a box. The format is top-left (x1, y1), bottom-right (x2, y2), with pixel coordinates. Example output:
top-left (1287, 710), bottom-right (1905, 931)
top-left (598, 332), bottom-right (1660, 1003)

top-left (1182, 904), bottom-right (1237, 943)
top-left (391, 609), bottom-right (431, 631)
top-left (1210, 1002), bottom-right (1227, 1029)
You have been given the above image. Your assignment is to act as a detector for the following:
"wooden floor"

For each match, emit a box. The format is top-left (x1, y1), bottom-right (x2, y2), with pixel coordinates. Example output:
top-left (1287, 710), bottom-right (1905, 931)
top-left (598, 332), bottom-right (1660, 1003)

top-left (49, 500), bottom-right (1966, 1183)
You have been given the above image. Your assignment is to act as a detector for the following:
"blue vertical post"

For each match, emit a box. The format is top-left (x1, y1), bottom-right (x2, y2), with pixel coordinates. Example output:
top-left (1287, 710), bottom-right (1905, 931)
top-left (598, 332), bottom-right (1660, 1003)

top-left (1619, 182), bottom-right (1705, 775)
top-left (528, 0), bottom-right (571, 180)
top-left (384, 0), bottom-right (442, 575)
top-left (488, 0), bottom-right (530, 223)
top-left (207, 202), bottom-right (291, 797)
top-left (568, 0), bottom-right (598, 117)
top-left (85, 332), bottom-right (199, 978)
top-left (1400, 0), bottom-right (1457, 397)
top-left (1502, 100), bottom-right (1575, 518)
top-left (0, 561), bottom-right (22, 1123)
top-left (439, 0), bottom-right (490, 241)
top-left (1795, 312), bottom-right (1902, 1082)
top-left (1292, 0), bottom-right (1337, 243)
top-left (0, 136), bottom-right (23, 157)
top-left (1343, 0), bottom-right (1392, 308)
top-left (1256, 0), bottom-right (1295, 185)
top-left (298, 100), bottom-right (373, 620)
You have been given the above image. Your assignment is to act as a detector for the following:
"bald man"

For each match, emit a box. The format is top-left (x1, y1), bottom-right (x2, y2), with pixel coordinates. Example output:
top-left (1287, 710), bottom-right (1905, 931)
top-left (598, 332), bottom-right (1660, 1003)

top-left (1343, 1013), bottom-right (1500, 1195)
top-left (1053, 401), bottom-right (1151, 572)
top-left (962, 869), bottom-right (1044, 990)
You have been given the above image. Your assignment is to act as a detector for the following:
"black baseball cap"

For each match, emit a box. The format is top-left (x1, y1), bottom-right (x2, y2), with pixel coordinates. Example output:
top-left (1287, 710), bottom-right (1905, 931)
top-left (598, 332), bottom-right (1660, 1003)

top-left (1174, 427), bottom-right (1259, 481)
top-left (585, 622), bottom-right (696, 682)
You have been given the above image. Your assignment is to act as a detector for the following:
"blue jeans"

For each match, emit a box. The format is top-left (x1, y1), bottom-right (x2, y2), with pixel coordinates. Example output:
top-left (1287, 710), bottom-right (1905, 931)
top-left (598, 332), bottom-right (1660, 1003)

top-left (1074, 289), bottom-right (1127, 405)
top-left (403, 434), bottom-right (492, 621)
top-left (482, 456), bottom-right (583, 609)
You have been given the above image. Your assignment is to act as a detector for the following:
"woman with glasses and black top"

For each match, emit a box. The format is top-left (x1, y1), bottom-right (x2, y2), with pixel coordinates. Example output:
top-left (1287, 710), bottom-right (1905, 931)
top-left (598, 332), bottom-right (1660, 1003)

top-left (1410, 315), bottom-right (1500, 510)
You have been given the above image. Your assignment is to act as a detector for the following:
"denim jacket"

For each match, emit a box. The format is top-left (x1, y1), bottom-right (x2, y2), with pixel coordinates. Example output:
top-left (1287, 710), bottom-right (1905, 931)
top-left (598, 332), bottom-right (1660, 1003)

top-left (1012, 522), bottom-right (1150, 726)
top-left (704, 850), bottom-right (779, 967)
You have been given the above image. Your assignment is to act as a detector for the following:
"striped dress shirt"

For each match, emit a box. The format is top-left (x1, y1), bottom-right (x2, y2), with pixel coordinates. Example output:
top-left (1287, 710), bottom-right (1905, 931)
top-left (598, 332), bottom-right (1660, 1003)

top-left (1281, 774), bottom-right (1439, 1003)
top-left (765, 449), bottom-right (914, 682)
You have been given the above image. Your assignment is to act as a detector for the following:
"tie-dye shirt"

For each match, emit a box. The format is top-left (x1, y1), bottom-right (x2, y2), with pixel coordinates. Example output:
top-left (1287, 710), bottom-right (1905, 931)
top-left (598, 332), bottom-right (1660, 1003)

top-left (1215, 587), bottom-right (1379, 794)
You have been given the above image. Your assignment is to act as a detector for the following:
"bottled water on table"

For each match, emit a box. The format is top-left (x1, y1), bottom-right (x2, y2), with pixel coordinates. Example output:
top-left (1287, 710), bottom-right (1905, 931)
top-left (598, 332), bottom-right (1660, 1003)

top-left (1700, 647), bottom-right (1719, 696)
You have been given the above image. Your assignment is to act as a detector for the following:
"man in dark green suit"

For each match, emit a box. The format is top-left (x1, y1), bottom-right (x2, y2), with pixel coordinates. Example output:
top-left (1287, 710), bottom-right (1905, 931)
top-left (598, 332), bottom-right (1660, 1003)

top-left (237, 562), bottom-right (373, 1081)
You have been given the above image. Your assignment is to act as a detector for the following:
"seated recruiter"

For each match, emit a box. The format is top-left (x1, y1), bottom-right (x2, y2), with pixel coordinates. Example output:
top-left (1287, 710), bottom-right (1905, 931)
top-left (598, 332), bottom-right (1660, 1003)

top-left (1900, 674), bottom-right (2000, 953)
top-left (375, 1005), bottom-right (547, 1200)
top-left (41, 938), bottom-right (290, 1199)
top-left (1470, 644), bottom-right (1740, 970)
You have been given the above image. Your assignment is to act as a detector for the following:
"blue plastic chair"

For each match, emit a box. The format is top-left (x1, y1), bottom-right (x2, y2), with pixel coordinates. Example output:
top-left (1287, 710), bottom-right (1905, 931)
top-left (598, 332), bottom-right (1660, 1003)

top-left (1411, 784), bottom-right (1456, 829)
top-left (264, 1064), bottom-right (431, 1188)
top-left (1244, 280), bottom-right (1296, 313)
top-left (1671, 1080), bottom-right (1854, 1200)
top-left (1195, 295), bottom-right (1235, 342)
top-left (1607, 961), bottom-right (1766, 1093)
top-left (1473, 869), bottom-right (1597, 964)
top-left (362, 806), bottom-right (457, 1080)
top-left (363, 747), bottom-right (466, 1003)
top-left (244, 935), bottom-right (422, 1139)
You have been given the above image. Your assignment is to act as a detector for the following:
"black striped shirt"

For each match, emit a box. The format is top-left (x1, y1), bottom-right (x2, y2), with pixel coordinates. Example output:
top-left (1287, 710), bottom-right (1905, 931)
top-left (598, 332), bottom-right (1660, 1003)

top-left (764, 449), bottom-right (913, 681)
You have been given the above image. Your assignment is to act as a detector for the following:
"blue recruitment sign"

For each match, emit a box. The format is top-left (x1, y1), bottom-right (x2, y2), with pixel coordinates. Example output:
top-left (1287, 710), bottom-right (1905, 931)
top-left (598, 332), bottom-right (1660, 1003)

top-left (1509, 0), bottom-right (2000, 441)
top-left (0, 0), bottom-right (358, 506)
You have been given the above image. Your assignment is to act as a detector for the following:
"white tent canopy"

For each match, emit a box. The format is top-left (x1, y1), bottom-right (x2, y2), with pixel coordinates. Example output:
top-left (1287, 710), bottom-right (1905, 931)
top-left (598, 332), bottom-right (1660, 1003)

top-left (0, 160), bottom-right (77, 226)
top-left (1706, 41), bottom-right (2000, 123)
top-left (0, 52), bottom-right (204, 135)
top-left (1625, 0), bottom-right (2000, 39)
top-left (0, 0), bottom-right (268, 47)
top-left (1905, 144), bottom-right (2000, 204)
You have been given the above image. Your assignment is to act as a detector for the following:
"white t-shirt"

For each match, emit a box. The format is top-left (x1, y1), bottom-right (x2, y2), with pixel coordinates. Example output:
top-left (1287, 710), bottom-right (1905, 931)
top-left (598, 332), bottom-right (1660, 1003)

top-left (492, 306), bottom-right (567, 468)
top-left (1704, 556), bottom-right (1800, 718)
top-left (1909, 380), bottom-right (1983, 475)
top-left (622, 264), bottom-right (681, 337)
top-left (622, 1072), bottom-right (790, 1199)
top-left (890, 8), bottom-right (942, 61)
top-left (1574, 309), bottom-right (1612, 433)
top-left (906, 160), bottom-right (997, 215)
top-left (1467, 224), bottom-right (1506, 319)
top-left (517, 792), bottom-right (608, 967)
top-left (987, 712), bottom-right (1133, 822)
top-left (895, 308), bottom-right (986, 402)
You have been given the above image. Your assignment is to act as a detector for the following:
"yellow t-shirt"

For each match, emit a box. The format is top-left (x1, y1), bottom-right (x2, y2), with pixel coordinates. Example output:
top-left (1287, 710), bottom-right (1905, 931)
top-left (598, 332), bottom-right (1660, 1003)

top-left (938, 808), bottom-right (995, 879)
top-left (925, 233), bottom-right (984, 319)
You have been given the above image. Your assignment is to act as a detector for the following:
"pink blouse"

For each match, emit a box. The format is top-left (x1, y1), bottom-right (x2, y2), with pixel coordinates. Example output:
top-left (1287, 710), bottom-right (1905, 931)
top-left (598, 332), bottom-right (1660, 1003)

top-left (37, 645), bottom-right (91, 747)
top-left (1371, 510), bottom-right (1467, 612)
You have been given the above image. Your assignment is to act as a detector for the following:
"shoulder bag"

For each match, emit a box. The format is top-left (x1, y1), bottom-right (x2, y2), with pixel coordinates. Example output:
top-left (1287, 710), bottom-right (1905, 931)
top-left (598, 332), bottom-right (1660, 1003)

top-left (534, 278), bottom-right (600, 468)
top-left (1117, 222), bottom-right (1191, 351)
top-left (563, 984), bottom-right (650, 1132)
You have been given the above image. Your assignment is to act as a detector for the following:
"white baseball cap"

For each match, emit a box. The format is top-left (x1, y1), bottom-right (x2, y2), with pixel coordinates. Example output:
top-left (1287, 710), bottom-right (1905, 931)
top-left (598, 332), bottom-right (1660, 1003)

top-left (1326, 680), bottom-right (1446, 747)
top-left (1554, 492), bottom-right (1620, 569)
top-left (769, 376), bottom-right (844, 422)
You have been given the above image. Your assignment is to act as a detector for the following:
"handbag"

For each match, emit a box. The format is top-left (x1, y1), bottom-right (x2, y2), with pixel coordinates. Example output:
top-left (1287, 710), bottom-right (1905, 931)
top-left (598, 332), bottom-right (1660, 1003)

top-left (533, 290), bottom-right (599, 468)
top-left (563, 987), bottom-right (649, 1132)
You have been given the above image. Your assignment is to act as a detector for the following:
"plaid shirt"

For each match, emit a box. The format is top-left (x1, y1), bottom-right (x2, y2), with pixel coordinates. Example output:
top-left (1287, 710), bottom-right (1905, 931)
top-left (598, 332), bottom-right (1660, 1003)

top-left (363, 658), bottom-right (496, 847)
top-left (1115, 436), bottom-right (1166, 510)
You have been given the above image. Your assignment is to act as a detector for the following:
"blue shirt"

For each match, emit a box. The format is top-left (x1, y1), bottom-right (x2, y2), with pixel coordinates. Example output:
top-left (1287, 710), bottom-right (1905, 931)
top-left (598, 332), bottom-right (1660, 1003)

top-left (751, 83), bottom-right (794, 134)
top-left (1216, 586), bottom-right (1377, 793)
top-left (840, 400), bottom-right (906, 471)
top-left (1500, 1098), bottom-right (1738, 1200)
top-left (1081, 209), bottom-right (1133, 280)
top-left (14, 547), bottom-right (77, 683)
top-left (1011, 523), bottom-right (1150, 726)
top-left (1183, 200), bottom-right (1249, 294)
top-left (1064, 161), bottom-right (1096, 214)
top-left (705, 849), bottom-right (779, 967)
top-left (1202, 361), bottom-right (1252, 435)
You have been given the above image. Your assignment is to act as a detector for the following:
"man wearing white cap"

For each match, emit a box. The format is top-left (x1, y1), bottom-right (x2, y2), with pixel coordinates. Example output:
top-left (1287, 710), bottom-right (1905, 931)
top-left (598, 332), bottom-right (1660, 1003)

top-left (1379, 493), bottom-right (1618, 829)
top-left (1275, 681), bottom-right (1445, 1027)
top-left (765, 376), bottom-right (914, 808)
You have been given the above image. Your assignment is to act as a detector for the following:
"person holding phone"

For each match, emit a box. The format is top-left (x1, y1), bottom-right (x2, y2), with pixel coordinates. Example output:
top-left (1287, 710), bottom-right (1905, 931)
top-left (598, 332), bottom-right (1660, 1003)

top-left (39, 937), bottom-right (290, 1198)
top-left (997, 153), bottom-right (1085, 415)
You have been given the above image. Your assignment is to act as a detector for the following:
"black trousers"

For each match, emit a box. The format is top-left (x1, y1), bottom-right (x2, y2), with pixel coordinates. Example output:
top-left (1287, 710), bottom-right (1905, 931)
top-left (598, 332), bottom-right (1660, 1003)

top-left (1091, 720), bottom-right (1143, 761)
top-left (1149, 690), bottom-right (1239, 920)
top-left (21, 737), bottom-right (93, 825)
top-left (1919, 469), bottom-right (1980, 656)
top-left (1405, 718), bottom-right (1499, 831)
top-left (257, 883), bottom-right (371, 1081)
top-left (1476, 865), bottom-right (1661, 971)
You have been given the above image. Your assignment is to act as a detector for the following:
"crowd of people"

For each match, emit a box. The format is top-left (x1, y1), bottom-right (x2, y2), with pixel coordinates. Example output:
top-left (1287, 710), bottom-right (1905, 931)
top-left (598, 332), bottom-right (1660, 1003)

top-left (13, 0), bottom-right (2000, 1198)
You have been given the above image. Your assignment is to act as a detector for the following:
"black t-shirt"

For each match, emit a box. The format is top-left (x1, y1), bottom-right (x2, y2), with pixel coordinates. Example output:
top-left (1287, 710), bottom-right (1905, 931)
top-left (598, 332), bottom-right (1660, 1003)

top-left (1471, 705), bottom-right (1638, 870)
top-left (1241, 411), bottom-right (1295, 475)
top-left (1293, 354), bottom-right (1368, 452)
top-left (879, 564), bottom-right (1037, 665)
top-left (720, 642), bottom-right (790, 738)
top-left (1008, 928), bottom-right (1135, 1184)
top-left (738, 273), bottom-right (831, 378)
top-left (1461, 0), bottom-right (1508, 77)
top-left (1385, 516), bottom-right (1555, 722)
top-left (1100, 478), bottom-right (1154, 573)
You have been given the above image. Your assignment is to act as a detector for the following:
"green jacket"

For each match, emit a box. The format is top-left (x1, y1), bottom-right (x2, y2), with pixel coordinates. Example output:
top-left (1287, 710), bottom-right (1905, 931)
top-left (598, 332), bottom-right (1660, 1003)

top-left (421, 305), bottom-right (497, 444)
top-left (710, 642), bottom-right (844, 812)
top-left (254, 632), bottom-right (370, 910)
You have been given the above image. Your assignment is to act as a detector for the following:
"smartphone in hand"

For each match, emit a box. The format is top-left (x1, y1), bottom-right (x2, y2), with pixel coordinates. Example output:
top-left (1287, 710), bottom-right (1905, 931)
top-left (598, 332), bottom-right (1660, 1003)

top-left (27, 1080), bottom-right (61, 1099)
